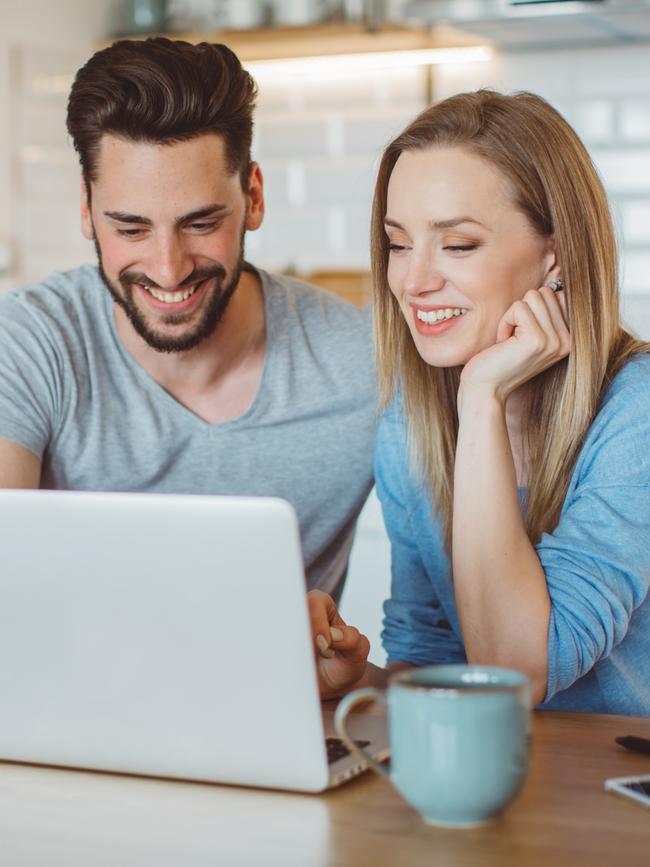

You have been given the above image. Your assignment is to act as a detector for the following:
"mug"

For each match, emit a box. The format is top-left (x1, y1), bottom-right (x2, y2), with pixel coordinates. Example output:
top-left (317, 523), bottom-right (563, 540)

top-left (335, 665), bottom-right (531, 828)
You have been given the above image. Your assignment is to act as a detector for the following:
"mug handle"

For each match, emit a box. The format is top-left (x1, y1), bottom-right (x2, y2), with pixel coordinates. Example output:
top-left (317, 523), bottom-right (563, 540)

top-left (334, 687), bottom-right (390, 780)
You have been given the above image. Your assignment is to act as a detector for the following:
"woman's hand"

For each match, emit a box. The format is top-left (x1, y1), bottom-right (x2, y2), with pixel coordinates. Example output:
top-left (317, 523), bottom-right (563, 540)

top-left (307, 589), bottom-right (370, 699)
top-left (459, 286), bottom-right (570, 407)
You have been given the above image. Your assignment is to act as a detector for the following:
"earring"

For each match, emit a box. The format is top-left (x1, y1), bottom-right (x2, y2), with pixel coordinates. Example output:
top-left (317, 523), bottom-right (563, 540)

top-left (547, 279), bottom-right (565, 292)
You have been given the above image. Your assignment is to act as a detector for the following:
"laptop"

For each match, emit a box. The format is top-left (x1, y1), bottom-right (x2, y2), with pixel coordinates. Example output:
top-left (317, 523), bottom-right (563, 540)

top-left (0, 489), bottom-right (388, 792)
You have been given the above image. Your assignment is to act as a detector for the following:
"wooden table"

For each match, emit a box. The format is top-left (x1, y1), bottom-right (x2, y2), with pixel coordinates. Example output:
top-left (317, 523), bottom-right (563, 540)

top-left (0, 710), bottom-right (648, 866)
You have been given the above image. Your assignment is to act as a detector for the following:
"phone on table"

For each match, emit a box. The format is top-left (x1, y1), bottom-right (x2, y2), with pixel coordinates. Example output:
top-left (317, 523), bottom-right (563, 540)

top-left (604, 775), bottom-right (650, 809)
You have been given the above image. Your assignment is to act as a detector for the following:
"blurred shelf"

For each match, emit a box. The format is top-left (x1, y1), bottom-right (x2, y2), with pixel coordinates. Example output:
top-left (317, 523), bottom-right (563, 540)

top-left (104, 21), bottom-right (485, 59)
top-left (301, 269), bottom-right (372, 308)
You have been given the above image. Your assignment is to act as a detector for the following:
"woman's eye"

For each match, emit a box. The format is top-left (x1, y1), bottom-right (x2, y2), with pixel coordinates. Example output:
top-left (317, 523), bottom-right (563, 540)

top-left (388, 243), bottom-right (408, 253)
top-left (443, 244), bottom-right (478, 252)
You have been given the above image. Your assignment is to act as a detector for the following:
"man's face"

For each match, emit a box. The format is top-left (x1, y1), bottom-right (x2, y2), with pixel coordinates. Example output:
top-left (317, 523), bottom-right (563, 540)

top-left (81, 133), bottom-right (264, 353)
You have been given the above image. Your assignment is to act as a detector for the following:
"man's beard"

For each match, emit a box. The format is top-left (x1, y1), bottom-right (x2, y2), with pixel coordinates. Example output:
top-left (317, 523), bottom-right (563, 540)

top-left (94, 230), bottom-right (245, 354)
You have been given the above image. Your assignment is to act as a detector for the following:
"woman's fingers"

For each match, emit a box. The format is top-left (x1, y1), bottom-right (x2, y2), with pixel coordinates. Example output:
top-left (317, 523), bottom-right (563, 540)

top-left (539, 286), bottom-right (571, 353)
top-left (498, 288), bottom-right (569, 363)
top-left (496, 297), bottom-right (546, 349)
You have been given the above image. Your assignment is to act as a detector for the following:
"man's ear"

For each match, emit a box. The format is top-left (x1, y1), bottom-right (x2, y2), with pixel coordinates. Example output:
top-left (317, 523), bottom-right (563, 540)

top-left (80, 175), bottom-right (94, 241)
top-left (245, 162), bottom-right (265, 231)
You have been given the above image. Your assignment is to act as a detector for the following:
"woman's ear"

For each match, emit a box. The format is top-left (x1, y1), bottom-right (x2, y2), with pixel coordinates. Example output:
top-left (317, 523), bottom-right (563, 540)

top-left (542, 235), bottom-right (561, 285)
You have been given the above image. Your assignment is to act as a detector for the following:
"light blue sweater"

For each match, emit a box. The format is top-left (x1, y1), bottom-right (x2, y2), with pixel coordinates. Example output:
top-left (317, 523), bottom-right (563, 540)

top-left (377, 355), bottom-right (650, 715)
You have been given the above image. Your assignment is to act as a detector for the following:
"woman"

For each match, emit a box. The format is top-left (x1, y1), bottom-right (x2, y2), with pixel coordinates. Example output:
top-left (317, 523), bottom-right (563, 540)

top-left (310, 90), bottom-right (650, 715)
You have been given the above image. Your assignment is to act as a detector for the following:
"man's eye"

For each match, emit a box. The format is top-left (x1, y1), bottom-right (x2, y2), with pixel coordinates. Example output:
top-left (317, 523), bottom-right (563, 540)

top-left (188, 221), bottom-right (218, 232)
top-left (118, 228), bottom-right (145, 238)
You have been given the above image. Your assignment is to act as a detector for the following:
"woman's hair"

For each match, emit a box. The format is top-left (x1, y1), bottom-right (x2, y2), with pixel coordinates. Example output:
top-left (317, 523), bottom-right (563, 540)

top-left (371, 89), bottom-right (647, 547)
top-left (67, 37), bottom-right (257, 189)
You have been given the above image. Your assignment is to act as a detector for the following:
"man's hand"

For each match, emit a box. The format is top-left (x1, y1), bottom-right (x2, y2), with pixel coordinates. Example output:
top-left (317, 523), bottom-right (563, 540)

top-left (307, 590), bottom-right (370, 699)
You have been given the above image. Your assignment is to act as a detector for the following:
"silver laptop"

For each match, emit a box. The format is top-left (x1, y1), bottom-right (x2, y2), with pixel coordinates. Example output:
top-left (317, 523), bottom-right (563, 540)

top-left (0, 489), bottom-right (388, 792)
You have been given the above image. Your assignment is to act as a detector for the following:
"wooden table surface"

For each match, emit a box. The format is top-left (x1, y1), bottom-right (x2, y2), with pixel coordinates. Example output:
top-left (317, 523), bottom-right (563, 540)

top-left (0, 710), bottom-right (648, 866)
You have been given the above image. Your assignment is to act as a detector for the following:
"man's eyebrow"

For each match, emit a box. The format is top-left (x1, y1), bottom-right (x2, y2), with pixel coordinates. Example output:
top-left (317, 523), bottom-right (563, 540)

top-left (103, 204), bottom-right (228, 226)
top-left (176, 204), bottom-right (228, 225)
top-left (104, 211), bottom-right (152, 226)
top-left (383, 216), bottom-right (487, 230)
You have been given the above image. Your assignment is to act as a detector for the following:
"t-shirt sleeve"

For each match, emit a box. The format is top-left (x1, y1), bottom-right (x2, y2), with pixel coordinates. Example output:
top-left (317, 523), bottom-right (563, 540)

top-left (0, 295), bottom-right (63, 458)
top-left (376, 407), bottom-right (466, 666)
top-left (540, 362), bottom-right (650, 701)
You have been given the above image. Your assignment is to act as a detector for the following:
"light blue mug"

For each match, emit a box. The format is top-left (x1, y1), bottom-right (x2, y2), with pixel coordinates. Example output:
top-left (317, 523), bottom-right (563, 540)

top-left (335, 665), bottom-right (531, 828)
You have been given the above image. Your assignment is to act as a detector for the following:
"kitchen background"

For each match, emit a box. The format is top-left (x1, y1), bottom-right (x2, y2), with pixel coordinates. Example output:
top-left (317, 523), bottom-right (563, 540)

top-left (2, 0), bottom-right (650, 661)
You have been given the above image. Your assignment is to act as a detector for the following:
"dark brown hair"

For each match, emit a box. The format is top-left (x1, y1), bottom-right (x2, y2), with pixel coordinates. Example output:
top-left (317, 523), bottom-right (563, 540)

top-left (66, 37), bottom-right (257, 188)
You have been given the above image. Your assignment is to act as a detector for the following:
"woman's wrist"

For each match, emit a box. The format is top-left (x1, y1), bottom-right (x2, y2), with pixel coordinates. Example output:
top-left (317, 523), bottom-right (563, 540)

top-left (457, 379), bottom-right (506, 419)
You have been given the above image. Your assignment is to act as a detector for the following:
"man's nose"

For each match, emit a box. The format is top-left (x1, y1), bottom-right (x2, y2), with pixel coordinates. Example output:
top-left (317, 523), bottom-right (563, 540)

top-left (146, 234), bottom-right (194, 290)
top-left (403, 253), bottom-right (446, 297)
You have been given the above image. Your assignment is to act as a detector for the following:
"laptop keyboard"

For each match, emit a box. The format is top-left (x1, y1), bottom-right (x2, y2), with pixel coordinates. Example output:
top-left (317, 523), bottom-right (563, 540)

top-left (326, 737), bottom-right (370, 765)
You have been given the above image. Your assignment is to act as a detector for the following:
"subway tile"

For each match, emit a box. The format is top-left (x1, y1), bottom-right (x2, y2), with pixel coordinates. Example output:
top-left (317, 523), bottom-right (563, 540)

top-left (16, 45), bottom-right (86, 99)
top-left (620, 293), bottom-right (650, 340)
top-left (304, 158), bottom-right (377, 208)
top-left (573, 100), bottom-right (614, 145)
top-left (620, 100), bottom-right (650, 143)
top-left (258, 163), bottom-right (294, 212)
top-left (18, 100), bottom-right (69, 148)
top-left (250, 207), bottom-right (333, 273)
top-left (15, 201), bottom-right (84, 248)
top-left (256, 67), bottom-right (424, 114)
top-left (255, 118), bottom-right (329, 160)
top-left (621, 251), bottom-right (650, 295)
top-left (340, 206), bottom-right (373, 265)
top-left (592, 150), bottom-right (650, 194)
top-left (19, 157), bottom-right (81, 208)
top-left (344, 111), bottom-right (423, 157)
top-left (622, 201), bottom-right (650, 244)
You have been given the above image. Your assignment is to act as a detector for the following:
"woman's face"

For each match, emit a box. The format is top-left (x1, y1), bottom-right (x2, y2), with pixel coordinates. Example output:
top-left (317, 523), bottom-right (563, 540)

top-left (385, 146), bottom-right (557, 368)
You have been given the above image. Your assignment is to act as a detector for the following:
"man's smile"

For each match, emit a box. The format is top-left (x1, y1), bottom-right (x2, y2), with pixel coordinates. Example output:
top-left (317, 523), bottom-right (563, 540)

top-left (133, 277), bottom-right (213, 316)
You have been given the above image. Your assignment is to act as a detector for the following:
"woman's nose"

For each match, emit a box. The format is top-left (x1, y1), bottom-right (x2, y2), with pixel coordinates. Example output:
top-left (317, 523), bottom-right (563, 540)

top-left (403, 255), bottom-right (446, 297)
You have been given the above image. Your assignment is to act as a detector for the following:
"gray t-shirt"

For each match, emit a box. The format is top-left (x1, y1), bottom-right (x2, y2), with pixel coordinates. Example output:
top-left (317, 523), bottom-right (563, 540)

top-left (0, 264), bottom-right (377, 598)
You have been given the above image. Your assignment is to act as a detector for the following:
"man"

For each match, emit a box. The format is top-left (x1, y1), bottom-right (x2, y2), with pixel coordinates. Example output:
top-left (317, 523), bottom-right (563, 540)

top-left (0, 38), bottom-right (376, 599)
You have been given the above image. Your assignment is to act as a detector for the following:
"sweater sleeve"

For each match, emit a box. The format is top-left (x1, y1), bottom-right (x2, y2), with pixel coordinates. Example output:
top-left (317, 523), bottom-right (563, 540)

top-left (540, 360), bottom-right (650, 700)
top-left (376, 407), bottom-right (466, 666)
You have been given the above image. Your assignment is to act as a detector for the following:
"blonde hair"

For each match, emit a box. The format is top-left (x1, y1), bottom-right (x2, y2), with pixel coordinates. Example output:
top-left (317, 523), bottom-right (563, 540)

top-left (371, 90), bottom-right (647, 547)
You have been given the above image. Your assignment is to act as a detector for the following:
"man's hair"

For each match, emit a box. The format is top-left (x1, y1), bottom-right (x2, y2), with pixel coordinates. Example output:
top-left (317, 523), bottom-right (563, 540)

top-left (66, 37), bottom-right (257, 188)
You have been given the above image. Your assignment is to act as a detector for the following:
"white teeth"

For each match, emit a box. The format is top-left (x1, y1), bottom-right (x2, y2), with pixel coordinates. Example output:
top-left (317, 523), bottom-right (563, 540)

top-left (148, 285), bottom-right (198, 304)
top-left (416, 307), bottom-right (467, 324)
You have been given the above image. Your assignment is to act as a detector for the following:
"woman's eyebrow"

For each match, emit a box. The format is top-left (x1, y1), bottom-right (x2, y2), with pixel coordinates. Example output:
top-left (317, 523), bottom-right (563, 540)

top-left (429, 217), bottom-right (487, 230)
top-left (384, 216), bottom-right (488, 230)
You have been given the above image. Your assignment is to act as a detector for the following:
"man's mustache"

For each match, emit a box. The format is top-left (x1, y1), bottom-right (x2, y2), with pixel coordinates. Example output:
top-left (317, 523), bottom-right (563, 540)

top-left (119, 264), bottom-right (227, 292)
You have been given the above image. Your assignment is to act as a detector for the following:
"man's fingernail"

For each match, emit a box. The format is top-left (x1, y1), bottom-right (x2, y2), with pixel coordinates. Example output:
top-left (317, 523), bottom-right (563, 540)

top-left (330, 627), bottom-right (344, 642)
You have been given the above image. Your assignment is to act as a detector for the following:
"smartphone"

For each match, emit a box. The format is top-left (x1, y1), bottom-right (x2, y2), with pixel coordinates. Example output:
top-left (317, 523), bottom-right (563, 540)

top-left (604, 775), bottom-right (650, 809)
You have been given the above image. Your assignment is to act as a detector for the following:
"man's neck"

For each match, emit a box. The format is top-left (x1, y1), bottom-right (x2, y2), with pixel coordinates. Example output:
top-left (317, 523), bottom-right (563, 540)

top-left (113, 269), bottom-right (267, 422)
